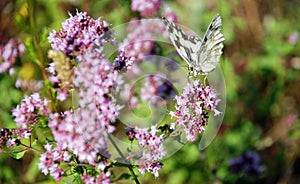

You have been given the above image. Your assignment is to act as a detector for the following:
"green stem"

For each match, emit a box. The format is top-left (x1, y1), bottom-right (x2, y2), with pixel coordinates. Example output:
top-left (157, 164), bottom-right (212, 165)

top-left (107, 134), bottom-right (140, 184)
top-left (27, 0), bottom-right (57, 112)
top-left (20, 143), bottom-right (43, 153)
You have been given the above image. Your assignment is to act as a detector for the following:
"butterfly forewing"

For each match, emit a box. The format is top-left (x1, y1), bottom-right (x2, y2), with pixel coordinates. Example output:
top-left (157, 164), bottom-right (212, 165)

top-left (197, 14), bottom-right (225, 74)
top-left (162, 17), bottom-right (202, 67)
top-left (162, 14), bottom-right (224, 76)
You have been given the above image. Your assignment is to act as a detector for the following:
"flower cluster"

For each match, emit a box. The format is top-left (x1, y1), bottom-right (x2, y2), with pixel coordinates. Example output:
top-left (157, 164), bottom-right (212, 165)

top-left (170, 80), bottom-right (221, 142)
top-left (81, 172), bottom-right (111, 184)
top-left (140, 75), bottom-right (176, 105)
top-left (287, 31), bottom-right (299, 45)
top-left (38, 143), bottom-right (71, 181)
top-left (131, 0), bottom-right (161, 17)
top-left (119, 83), bottom-right (139, 108)
top-left (15, 78), bottom-right (43, 92)
top-left (133, 125), bottom-right (165, 177)
top-left (113, 49), bottom-right (134, 72)
top-left (12, 93), bottom-right (50, 128)
top-left (0, 38), bottom-right (25, 73)
top-left (229, 151), bottom-right (265, 176)
top-left (0, 128), bottom-right (31, 148)
top-left (47, 49), bottom-right (123, 166)
top-left (120, 19), bottom-right (166, 60)
top-left (162, 7), bottom-right (179, 23)
top-left (48, 11), bottom-right (114, 57)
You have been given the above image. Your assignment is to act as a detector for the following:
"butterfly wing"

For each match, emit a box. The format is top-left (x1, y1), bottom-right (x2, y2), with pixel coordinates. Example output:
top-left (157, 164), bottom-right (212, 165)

top-left (162, 17), bottom-right (202, 68)
top-left (197, 14), bottom-right (225, 74)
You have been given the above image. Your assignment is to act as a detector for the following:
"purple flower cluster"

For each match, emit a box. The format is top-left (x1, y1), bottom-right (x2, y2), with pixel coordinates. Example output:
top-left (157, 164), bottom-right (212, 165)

top-left (0, 128), bottom-right (31, 148)
top-left (47, 49), bottom-right (122, 166)
top-left (288, 31), bottom-right (299, 45)
top-left (140, 75), bottom-right (176, 105)
top-left (229, 151), bottom-right (265, 176)
top-left (120, 19), bottom-right (166, 60)
top-left (119, 83), bottom-right (139, 108)
top-left (113, 49), bottom-right (134, 72)
top-left (170, 80), bottom-right (221, 142)
top-left (15, 78), bottom-right (43, 92)
top-left (74, 49), bottom-right (123, 125)
top-left (131, 0), bottom-right (161, 17)
top-left (134, 125), bottom-right (165, 177)
top-left (12, 93), bottom-right (50, 128)
top-left (48, 11), bottom-right (114, 57)
top-left (0, 38), bottom-right (25, 73)
top-left (82, 172), bottom-right (111, 184)
top-left (38, 143), bottom-right (71, 181)
top-left (162, 7), bottom-right (179, 23)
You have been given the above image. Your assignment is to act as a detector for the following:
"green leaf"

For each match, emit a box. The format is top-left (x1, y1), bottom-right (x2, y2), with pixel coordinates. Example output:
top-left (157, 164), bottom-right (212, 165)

top-left (12, 150), bottom-right (26, 159)
top-left (118, 173), bottom-right (132, 180)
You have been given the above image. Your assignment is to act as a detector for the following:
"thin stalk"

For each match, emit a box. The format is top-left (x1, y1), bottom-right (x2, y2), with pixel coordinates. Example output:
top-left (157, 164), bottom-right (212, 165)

top-left (27, 0), bottom-right (56, 111)
top-left (107, 134), bottom-right (140, 184)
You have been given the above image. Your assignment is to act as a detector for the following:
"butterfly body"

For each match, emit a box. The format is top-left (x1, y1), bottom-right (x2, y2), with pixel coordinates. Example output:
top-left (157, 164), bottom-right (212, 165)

top-left (162, 14), bottom-right (224, 77)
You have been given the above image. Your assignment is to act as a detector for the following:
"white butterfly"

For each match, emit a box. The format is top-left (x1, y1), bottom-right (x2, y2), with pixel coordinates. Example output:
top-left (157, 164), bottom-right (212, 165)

top-left (162, 14), bottom-right (225, 76)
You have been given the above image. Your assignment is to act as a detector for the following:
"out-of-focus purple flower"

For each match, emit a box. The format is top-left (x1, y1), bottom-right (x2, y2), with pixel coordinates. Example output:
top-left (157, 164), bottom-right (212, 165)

top-left (120, 19), bottom-right (166, 60)
top-left (12, 93), bottom-right (50, 128)
top-left (38, 143), bottom-right (71, 181)
top-left (285, 114), bottom-right (297, 127)
top-left (157, 80), bottom-right (176, 100)
top-left (131, 0), bottom-right (161, 17)
top-left (170, 80), bottom-right (221, 142)
top-left (140, 75), bottom-right (175, 106)
top-left (0, 39), bottom-right (25, 73)
top-left (15, 78), bottom-right (43, 92)
top-left (134, 125), bottom-right (165, 177)
top-left (48, 11), bottom-right (114, 57)
top-left (140, 75), bottom-right (163, 104)
top-left (113, 49), bottom-right (134, 72)
top-left (119, 83), bottom-right (139, 108)
top-left (229, 151), bottom-right (265, 176)
top-left (82, 172), bottom-right (111, 184)
top-left (162, 7), bottom-right (179, 23)
top-left (288, 32), bottom-right (299, 45)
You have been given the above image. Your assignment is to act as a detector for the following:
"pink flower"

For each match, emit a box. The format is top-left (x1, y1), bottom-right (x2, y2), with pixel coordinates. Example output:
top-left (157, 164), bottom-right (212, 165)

top-left (15, 78), bottom-right (43, 92)
top-left (120, 19), bottom-right (166, 60)
top-left (48, 11), bottom-right (114, 57)
top-left (82, 172), bottom-right (111, 184)
top-left (12, 93), bottom-right (50, 128)
top-left (131, 0), bottom-right (161, 17)
top-left (134, 125), bottom-right (165, 177)
top-left (140, 75), bottom-right (176, 106)
top-left (162, 7), bottom-right (179, 23)
top-left (38, 143), bottom-right (70, 180)
top-left (113, 49), bottom-right (134, 72)
top-left (0, 39), bottom-right (25, 73)
top-left (48, 49), bottom-right (123, 164)
top-left (6, 138), bottom-right (18, 148)
top-left (170, 80), bottom-right (221, 142)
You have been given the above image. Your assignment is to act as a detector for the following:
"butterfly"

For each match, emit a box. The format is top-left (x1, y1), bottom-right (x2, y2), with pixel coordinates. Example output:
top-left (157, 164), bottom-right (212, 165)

top-left (162, 14), bottom-right (225, 77)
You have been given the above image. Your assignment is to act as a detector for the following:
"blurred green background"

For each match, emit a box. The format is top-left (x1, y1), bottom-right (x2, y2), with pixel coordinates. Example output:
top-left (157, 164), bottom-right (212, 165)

top-left (0, 0), bottom-right (300, 183)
